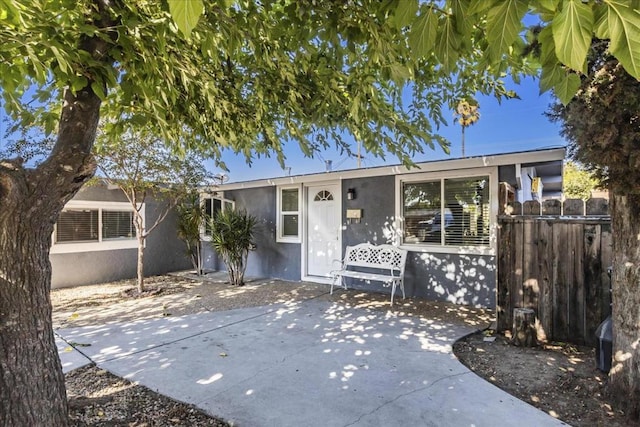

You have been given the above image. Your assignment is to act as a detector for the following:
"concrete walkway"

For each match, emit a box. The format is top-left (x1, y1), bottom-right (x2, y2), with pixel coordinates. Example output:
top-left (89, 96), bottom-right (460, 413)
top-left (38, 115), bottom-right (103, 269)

top-left (57, 298), bottom-right (567, 427)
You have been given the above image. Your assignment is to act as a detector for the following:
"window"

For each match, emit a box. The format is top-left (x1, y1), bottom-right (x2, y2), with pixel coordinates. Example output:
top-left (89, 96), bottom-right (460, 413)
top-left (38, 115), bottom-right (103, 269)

top-left (51, 201), bottom-right (141, 254)
top-left (56, 209), bottom-right (99, 242)
top-left (103, 211), bottom-right (135, 239)
top-left (399, 172), bottom-right (493, 251)
top-left (201, 193), bottom-right (235, 238)
top-left (277, 186), bottom-right (301, 243)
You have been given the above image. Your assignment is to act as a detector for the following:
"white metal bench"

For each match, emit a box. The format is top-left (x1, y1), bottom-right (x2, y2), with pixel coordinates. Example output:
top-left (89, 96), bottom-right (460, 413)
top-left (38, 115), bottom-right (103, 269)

top-left (330, 243), bottom-right (408, 305)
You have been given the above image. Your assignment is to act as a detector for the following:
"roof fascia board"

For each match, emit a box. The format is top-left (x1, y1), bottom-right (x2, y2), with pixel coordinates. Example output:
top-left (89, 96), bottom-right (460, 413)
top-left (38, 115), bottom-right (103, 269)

top-left (218, 148), bottom-right (565, 191)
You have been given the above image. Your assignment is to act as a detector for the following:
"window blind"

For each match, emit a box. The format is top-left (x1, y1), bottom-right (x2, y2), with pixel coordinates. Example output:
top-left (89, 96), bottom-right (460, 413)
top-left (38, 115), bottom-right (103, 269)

top-left (103, 211), bottom-right (135, 239)
top-left (56, 209), bottom-right (99, 243)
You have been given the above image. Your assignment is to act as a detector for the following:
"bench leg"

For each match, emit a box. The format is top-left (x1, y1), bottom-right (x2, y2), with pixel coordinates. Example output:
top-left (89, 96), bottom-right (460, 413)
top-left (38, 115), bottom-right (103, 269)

top-left (389, 280), bottom-right (405, 306)
top-left (330, 275), bottom-right (347, 295)
top-left (390, 282), bottom-right (396, 306)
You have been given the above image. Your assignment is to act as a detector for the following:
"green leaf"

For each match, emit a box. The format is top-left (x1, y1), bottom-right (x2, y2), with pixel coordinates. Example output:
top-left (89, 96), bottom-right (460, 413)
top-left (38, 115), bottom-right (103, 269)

top-left (435, 14), bottom-right (460, 71)
top-left (603, 0), bottom-right (640, 80)
top-left (392, 0), bottom-right (418, 29)
top-left (167, 0), bottom-right (204, 38)
top-left (409, 8), bottom-right (438, 58)
top-left (552, 0), bottom-right (593, 73)
top-left (49, 45), bottom-right (69, 74)
top-left (554, 72), bottom-right (581, 105)
top-left (538, 25), bottom-right (556, 65)
top-left (91, 81), bottom-right (106, 100)
top-left (0, 0), bottom-right (22, 25)
top-left (467, 0), bottom-right (496, 15)
top-left (71, 76), bottom-right (88, 93)
top-left (540, 62), bottom-right (565, 93)
top-left (388, 63), bottom-right (413, 85)
top-left (486, 0), bottom-right (529, 62)
top-left (450, 0), bottom-right (472, 36)
top-left (593, 4), bottom-right (609, 39)
top-left (535, 0), bottom-right (560, 13)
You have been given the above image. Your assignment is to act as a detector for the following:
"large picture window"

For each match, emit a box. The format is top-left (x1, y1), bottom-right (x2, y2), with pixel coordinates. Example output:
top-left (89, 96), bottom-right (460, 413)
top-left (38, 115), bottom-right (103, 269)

top-left (51, 201), bottom-right (141, 254)
top-left (401, 174), bottom-right (491, 249)
top-left (277, 186), bottom-right (301, 243)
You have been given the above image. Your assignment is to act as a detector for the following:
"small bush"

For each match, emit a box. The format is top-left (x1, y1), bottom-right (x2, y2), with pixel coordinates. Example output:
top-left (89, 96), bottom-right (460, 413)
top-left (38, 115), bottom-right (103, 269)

top-left (209, 209), bottom-right (257, 286)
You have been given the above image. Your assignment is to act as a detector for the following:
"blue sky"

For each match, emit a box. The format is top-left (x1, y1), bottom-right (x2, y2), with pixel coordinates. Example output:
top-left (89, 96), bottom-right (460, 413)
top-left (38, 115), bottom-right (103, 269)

top-left (216, 76), bottom-right (567, 183)
top-left (1, 76), bottom-right (566, 182)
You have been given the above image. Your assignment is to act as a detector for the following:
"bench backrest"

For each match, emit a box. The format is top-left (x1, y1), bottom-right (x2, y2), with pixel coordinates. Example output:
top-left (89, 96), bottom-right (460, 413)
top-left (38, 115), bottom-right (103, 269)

top-left (343, 243), bottom-right (407, 275)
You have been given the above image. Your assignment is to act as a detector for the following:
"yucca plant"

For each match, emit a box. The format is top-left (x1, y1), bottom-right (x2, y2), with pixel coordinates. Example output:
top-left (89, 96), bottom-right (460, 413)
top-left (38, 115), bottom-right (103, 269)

top-left (209, 208), bottom-right (257, 286)
top-left (176, 192), bottom-right (205, 275)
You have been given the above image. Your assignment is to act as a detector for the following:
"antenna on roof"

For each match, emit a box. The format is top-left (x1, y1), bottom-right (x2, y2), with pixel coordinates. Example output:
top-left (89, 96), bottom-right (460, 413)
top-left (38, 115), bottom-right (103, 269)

top-left (325, 160), bottom-right (332, 172)
top-left (214, 173), bottom-right (229, 185)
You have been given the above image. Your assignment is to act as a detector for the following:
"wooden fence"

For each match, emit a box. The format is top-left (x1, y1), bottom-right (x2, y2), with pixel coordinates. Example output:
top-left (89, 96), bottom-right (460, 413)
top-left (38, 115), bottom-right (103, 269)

top-left (497, 198), bottom-right (612, 346)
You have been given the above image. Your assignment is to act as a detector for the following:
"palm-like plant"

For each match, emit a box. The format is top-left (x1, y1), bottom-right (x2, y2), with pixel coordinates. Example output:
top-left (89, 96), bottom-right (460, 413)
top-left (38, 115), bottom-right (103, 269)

top-left (454, 99), bottom-right (480, 158)
top-left (209, 208), bottom-right (257, 286)
top-left (176, 192), bottom-right (205, 275)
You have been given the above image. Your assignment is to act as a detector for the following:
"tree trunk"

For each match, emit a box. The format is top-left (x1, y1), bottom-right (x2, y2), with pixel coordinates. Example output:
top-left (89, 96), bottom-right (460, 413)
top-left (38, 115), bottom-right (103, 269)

top-left (609, 193), bottom-right (640, 419)
top-left (137, 235), bottom-right (145, 293)
top-left (0, 2), bottom-right (115, 423)
top-left (511, 308), bottom-right (537, 347)
top-left (196, 240), bottom-right (202, 275)
top-left (0, 196), bottom-right (69, 426)
top-left (0, 88), bottom-right (101, 426)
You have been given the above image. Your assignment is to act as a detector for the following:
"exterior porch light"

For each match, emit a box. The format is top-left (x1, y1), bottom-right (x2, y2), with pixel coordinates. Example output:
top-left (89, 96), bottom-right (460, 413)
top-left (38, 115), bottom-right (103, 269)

top-left (347, 188), bottom-right (356, 200)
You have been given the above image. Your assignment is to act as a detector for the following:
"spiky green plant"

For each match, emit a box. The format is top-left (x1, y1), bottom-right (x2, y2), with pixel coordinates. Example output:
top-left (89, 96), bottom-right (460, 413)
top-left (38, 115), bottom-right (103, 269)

top-left (176, 192), bottom-right (205, 275)
top-left (209, 209), bottom-right (257, 286)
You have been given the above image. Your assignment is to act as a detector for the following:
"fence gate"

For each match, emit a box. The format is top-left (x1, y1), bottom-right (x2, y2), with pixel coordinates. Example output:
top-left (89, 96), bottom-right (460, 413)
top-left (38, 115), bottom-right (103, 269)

top-left (496, 198), bottom-right (612, 346)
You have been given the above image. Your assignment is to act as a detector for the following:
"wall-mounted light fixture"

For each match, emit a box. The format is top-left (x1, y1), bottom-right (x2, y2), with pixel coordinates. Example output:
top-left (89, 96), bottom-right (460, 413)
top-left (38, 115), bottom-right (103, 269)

top-left (347, 188), bottom-right (356, 200)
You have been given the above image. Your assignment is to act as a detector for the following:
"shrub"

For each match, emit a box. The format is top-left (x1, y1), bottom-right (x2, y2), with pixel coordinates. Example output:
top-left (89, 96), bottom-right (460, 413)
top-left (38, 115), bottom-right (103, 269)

top-left (209, 209), bottom-right (257, 286)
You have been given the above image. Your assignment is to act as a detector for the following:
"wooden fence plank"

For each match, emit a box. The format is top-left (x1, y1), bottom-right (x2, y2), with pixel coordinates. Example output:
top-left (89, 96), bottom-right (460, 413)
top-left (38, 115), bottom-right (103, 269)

top-left (537, 219), bottom-right (553, 342)
top-left (564, 199), bottom-right (585, 215)
top-left (568, 224), bottom-right (586, 344)
top-left (508, 201), bottom-right (522, 215)
top-left (552, 222), bottom-right (570, 342)
top-left (512, 218), bottom-right (525, 317)
top-left (543, 199), bottom-right (562, 215)
top-left (523, 200), bottom-right (541, 215)
top-left (586, 198), bottom-right (609, 215)
top-left (497, 219), bottom-right (513, 332)
top-left (523, 219), bottom-right (539, 311)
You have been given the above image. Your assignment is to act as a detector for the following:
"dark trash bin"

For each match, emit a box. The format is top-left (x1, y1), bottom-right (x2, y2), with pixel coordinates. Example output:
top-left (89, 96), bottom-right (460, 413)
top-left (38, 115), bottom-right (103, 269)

top-left (595, 314), bottom-right (613, 373)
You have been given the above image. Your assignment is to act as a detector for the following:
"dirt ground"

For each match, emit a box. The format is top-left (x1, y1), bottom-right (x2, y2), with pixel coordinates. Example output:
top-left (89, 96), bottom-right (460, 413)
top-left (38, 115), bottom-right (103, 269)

top-left (453, 331), bottom-right (633, 426)
top-left (54, 274), bottom-right (632, 426)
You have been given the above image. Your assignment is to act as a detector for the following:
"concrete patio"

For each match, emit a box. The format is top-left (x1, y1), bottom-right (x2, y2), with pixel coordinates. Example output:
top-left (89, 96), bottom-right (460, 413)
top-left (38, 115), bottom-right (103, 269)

top-left (56, 295), bottom-right (567, 426)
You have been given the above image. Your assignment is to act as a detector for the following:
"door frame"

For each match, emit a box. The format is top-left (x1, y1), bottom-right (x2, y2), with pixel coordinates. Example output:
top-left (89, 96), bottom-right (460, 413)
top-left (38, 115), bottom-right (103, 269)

top-left (301, 180), bottom-right (342, 284)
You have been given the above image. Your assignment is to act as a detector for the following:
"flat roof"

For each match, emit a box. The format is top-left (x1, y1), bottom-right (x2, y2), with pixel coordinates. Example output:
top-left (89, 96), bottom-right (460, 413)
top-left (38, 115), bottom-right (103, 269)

top-left (216, 147), bottom-right (566, 191)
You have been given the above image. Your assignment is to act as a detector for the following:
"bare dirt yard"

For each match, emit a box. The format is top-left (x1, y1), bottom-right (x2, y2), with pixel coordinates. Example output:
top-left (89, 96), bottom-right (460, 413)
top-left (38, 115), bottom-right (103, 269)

top-left (453, 331), bottom-right (633, 426)
top-left (53, 274), bottom-right (632, 426)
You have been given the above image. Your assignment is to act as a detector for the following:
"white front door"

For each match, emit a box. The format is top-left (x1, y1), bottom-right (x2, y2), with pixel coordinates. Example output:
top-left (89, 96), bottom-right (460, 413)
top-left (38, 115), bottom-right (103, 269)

top-left (306, 183), bottom-right (341, 279)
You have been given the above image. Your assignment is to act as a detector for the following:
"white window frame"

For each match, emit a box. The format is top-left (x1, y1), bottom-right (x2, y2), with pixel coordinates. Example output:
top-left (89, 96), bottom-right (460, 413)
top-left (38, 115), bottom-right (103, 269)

top-left (276, 184), bottom-right (302, 243)
top-left (395, 167), bottom-right (498, 255)
top-left (200, 192), bottom-right (235, 241)
top-left (50, 200), bottom-right (142, 254)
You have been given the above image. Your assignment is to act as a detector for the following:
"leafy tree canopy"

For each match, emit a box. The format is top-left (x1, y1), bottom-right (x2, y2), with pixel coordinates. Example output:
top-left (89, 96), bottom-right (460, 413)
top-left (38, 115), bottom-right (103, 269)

top-left (3, 0), bottom-right (637, 171)
top-left (548, 41), bottom-right (640, 194)
top-left (563, 160), bottom-right (601, 200)
top-left (0, 0), bottom-right (515, 169)
top-left (173, 0), bottom-right (640, 105)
